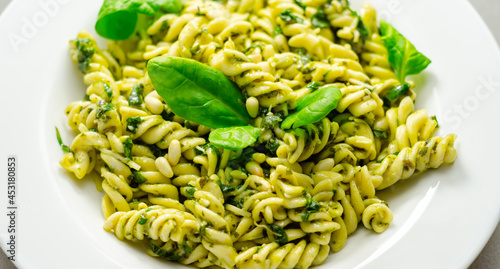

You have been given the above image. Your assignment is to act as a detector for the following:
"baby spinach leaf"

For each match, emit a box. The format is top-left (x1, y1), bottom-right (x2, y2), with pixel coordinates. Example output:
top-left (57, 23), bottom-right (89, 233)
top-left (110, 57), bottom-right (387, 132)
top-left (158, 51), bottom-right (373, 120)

top-left (95, 0), bottom-right (183, 40)
top-left (148, 56), bottom-right (252, 128)
top-left (208, 126), bottom-right (261, 150)
top-left (380, 20), bottom-right (432, 82)
top-left (281, 86), bottom-right (342, 129)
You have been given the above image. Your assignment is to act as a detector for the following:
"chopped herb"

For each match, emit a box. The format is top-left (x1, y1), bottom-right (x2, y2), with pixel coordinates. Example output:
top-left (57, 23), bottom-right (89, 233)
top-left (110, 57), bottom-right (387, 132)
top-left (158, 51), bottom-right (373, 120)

top-left (307, 81), bottom-right (321, 91)
top-left (273, 25), bottom-right (283, 36)
top-left (268, 224), bottom-right (288, 245)
top-left (96, 102), bottom-right (115, 119)
top-left (383, 83), bottom-right (411, 107)
top-left (128, 84), bottom-right (144, 106)
top-left (311, 9), bottom-right (329, 28)
top-left (122, 137), bottom-right (134, 160)
top-left (228, 148), bottom-right (255, 169)
top-left (244, 43), bottom-right (265, 54)
top-left (373, 129), bottom-right (388, 140)
top-left (74, 38), bottom-right (95, 73)
top-left (216, 179), bottom-right (240, 194)
top-left (138, 216), bottom-right (147, 225)
top-left (55, 127), bottom-right (71, 153)
top-left (266, 137), bottom-right (281, 155)
top-left (89, 128), bottom-right (98, 132)
top-left (184, 187), bottom-right (196, 198)
top-left (103, 83), bottom-right (113, 98)
top-left (431, 115), bottom-right (439, 128)
top-left (280, 10), bottom-right (303, 24)
top-left (181, 242), bottom-right (192, 254)
top-left (149, 241), bottom-right (183, 261)
top-left (301, 198), bottom-right (321, 222)
top-left (131, 170), bottom-right (148, 185)
top-left (293, 0), bottom-right (306, 11)
top-left (126, 116), bottom-right (142, 134)
top-left (228, 197), bottom-right (245, 208)
top-left (261, 112), bottom-right (282, 129)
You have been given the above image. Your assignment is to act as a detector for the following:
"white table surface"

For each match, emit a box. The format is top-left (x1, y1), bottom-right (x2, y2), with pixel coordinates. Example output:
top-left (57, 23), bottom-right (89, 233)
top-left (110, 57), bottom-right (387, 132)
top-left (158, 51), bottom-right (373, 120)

top-left (0, 0), bottom-right (498, 268)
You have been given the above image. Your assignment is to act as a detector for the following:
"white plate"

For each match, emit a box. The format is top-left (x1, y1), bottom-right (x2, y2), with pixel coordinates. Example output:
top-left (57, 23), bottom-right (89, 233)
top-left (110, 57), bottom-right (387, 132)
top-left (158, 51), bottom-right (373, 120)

top-left (1, 0), bottom-right (499, 268)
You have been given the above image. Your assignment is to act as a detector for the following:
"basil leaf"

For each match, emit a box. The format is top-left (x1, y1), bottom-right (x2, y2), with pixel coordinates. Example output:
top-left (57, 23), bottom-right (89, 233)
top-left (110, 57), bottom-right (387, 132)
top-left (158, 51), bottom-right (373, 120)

top-left (208, 126), bottom-right (261, 150)
top-left (281, 86), bottom-right (342, 129)
top-left (147, 56), bottom-right (252, 128)
top-left (95, 0), bottom-right (183, 40)
top-left (383, 83), bottom-right (411, 106)
top-left (380, 20), bottom-right (432, 82)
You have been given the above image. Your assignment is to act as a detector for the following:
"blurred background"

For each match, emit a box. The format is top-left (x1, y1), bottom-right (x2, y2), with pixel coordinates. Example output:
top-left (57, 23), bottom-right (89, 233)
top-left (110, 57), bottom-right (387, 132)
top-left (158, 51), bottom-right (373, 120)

top-left (0, 0), bottom-right (498, 268)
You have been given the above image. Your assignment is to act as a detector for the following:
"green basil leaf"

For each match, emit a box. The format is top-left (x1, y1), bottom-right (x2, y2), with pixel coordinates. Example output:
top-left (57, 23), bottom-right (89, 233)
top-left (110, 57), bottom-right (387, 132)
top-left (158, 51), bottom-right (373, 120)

top-left (95, 0), bottom-right (183, 40)
top-left (380, 20), bottom-right (432, 82)
top-left (281, 86), bottom-right (342, 129)
top-left (148, 56), bottom-right (252, 128)
top-left (383, 82), bottom-right (411, 106)
top-left (208, 126), bottom-right (261, 150)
